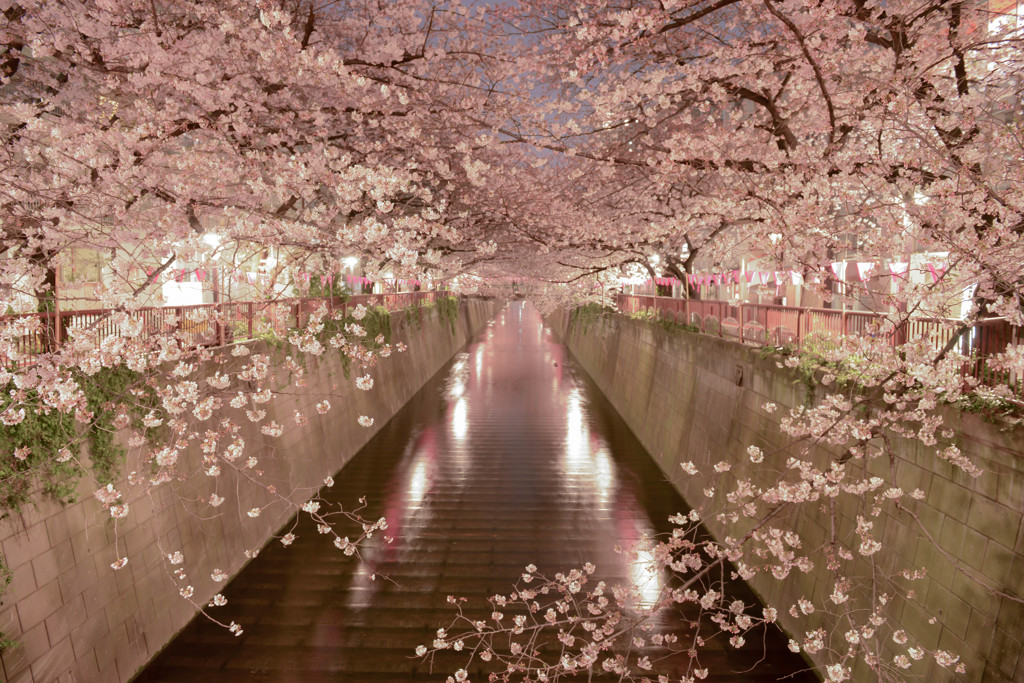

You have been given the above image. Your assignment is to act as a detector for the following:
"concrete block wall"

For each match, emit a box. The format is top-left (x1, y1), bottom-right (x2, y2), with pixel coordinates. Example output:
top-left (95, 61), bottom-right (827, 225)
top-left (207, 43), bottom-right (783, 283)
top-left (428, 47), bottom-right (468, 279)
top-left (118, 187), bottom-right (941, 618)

top-left (0, 298), bottom-right (499, 683)
top-left (551, 309), bottom-right (1024, 683)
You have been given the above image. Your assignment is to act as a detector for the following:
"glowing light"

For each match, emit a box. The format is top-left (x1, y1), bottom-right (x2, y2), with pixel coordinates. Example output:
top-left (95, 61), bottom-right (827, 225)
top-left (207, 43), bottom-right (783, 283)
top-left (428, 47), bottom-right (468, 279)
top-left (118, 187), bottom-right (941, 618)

top-left (162, 280), bottom-right (204, 307)
top-left (446, 354), bottom-right (469, 399)
top-left (591, 447), bottom-right (614, 507)
top-left (452, 397), bottom-right (468, 441)
top-left (343, 256), bottom-right (359, 269)
top-left (564, 389), bottom-right (587, 467)
top-left (406, 457), bottom-right (430, 508)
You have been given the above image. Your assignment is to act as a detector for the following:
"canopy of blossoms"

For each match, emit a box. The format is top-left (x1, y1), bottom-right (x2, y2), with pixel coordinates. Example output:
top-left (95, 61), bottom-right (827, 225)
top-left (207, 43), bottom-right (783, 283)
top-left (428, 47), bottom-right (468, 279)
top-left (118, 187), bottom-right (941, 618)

top-left (0, 0), bottom-right (1022, 681)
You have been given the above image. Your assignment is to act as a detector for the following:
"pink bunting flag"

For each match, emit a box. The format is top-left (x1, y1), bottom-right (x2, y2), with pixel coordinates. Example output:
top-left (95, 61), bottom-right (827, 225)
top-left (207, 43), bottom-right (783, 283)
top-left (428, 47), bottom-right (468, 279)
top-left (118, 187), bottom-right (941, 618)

top-left (247, 273), bottom-right (257, 284)
top-left (790, 271), bottom-right (805, 286)
top-left (888, 262), bottom-right (909, 279)
top-left (856, 262), bottom-right (875, 282)
top-left (745, 271), bottom-right (754, 283)
top-left (927, 263), bottom-right (946, 283)
top-left (195, 268), bottom-right (206, 282)
top-left (830, 262), bottom-right (845, 280)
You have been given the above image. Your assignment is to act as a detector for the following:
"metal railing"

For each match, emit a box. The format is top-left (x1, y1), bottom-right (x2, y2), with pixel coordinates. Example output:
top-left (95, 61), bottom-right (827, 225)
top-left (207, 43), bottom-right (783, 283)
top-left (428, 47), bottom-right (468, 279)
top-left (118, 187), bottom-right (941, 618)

top-left (0, 291), bottom-right (445, 364)
top-left (616, 294), bottom-right (1022, 399)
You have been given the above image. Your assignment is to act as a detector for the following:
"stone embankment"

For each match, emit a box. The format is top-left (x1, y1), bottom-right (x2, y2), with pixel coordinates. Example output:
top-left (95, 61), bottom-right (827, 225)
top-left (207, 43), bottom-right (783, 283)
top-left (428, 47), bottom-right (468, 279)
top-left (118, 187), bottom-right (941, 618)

top-left (0, 297), bottom-right (499, 683)
top-left (551, 308), bottom-right (1024, 683)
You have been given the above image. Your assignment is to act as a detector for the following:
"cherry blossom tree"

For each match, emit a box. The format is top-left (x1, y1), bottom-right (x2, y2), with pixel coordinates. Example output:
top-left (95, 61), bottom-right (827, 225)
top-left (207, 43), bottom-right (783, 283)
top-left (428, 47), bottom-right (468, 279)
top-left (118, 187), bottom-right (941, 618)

top-left (0, 0), bottom-right (1022, 678)
top-left (417, 0), bottom-right (1024, 681)
top-left (0, 0), bottom-right (525, 634)
top-left (476, 0), bottom-right (1024, 310)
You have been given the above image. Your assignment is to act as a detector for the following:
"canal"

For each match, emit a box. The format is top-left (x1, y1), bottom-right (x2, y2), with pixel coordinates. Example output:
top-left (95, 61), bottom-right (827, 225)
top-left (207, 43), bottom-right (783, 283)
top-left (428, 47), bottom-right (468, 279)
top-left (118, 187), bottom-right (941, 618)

top-left (136, 302), bottom-right (815, 682)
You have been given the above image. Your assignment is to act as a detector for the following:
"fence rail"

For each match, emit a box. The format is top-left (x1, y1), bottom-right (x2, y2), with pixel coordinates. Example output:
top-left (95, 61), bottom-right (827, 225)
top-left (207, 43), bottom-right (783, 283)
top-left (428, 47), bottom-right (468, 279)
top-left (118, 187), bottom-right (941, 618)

top-left (616, 294), bottom-right (1022, 400)
top-left (0, 291), bottom-right (444, 365)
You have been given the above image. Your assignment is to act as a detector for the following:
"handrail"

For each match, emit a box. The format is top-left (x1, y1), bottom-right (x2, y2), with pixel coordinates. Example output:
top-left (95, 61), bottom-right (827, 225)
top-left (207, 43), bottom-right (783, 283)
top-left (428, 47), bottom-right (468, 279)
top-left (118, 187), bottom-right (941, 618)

top-left (0, 291), bottom-right (446, 364)
top-left (616, 294), bottom-right (1022, 399)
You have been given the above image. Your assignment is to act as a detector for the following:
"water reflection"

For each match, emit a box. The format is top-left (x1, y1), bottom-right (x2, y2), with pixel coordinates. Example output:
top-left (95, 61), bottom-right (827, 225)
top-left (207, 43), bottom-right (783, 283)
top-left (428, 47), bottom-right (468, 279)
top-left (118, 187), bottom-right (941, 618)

top-left (629, 546), bottom-right (664, 612)
top-left (450, 397), bottom-right (468, 442)
top-left (137, 301), bottom-right (814, 682)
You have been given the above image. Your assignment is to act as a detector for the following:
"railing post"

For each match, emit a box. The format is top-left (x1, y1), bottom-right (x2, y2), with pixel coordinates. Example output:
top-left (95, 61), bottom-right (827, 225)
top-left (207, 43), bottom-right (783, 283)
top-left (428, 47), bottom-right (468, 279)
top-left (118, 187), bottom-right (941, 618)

top-left (217, 303), bottom-right (226, 346)
top-left (739, 303), bottom-right (744, 343)
top-left (841, 310), bottom-right (848, 337)
top-left (247, 302), bottom-right (254, 340)
top-left (1010, 325), bottom-right (1020, 397)
top-left (797, 310), bottom-right (803, 347)
top-left (175, 306), bottom-right (184, 347)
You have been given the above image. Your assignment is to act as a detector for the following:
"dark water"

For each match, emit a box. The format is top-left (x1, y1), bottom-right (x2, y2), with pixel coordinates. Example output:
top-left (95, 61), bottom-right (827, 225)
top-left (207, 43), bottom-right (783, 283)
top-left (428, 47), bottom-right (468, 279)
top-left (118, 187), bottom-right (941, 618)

top-left (136, 302), bottom-right (815, 682)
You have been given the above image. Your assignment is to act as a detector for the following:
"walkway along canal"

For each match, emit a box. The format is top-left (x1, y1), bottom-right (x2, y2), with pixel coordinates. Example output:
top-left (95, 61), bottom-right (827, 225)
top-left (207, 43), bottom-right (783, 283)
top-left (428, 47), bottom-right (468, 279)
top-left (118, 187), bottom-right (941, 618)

top-left (135, 302), bottom-right (815, 682)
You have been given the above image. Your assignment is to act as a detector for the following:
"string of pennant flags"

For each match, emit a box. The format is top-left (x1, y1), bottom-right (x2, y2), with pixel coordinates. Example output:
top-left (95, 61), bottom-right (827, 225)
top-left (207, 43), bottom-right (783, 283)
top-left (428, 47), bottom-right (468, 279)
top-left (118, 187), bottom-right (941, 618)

top-left (649, 261), bottom-right (948, 290)
top-left (289, 272), bottom-right (424, 288)
top-left (143, 261), bottom-right (949, 289)
top-left (145, 268), bottom-right (425, 289)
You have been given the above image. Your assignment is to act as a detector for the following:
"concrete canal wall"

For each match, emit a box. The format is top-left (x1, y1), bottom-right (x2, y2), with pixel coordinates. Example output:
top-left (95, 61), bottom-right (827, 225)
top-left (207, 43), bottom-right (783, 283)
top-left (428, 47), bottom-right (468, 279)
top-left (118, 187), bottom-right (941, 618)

top-left (550, 308), bottom-right (1024, 683)
top-left (0, 298), bottom-right (499, 683)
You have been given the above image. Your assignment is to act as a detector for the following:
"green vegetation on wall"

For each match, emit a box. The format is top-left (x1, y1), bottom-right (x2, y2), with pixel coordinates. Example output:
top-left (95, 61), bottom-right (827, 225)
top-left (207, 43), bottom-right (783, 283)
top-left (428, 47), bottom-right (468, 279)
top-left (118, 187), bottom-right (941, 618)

top-left (568, 302), bottom-right (613, 334)
top-left (362, 305), bottom-right (393, 346)
top-left (436, 296), bottom-right (459, 333)
top-left (571, 303), bottom-right (700, 336)
top-left (78, 366), bottom-right (162, 485)
top-left (0, 364), bottom-right (159, 651)
top-left (0, 388), bottom-right (80, 514)
top-left (0, 365), bottom-right (156, 517)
